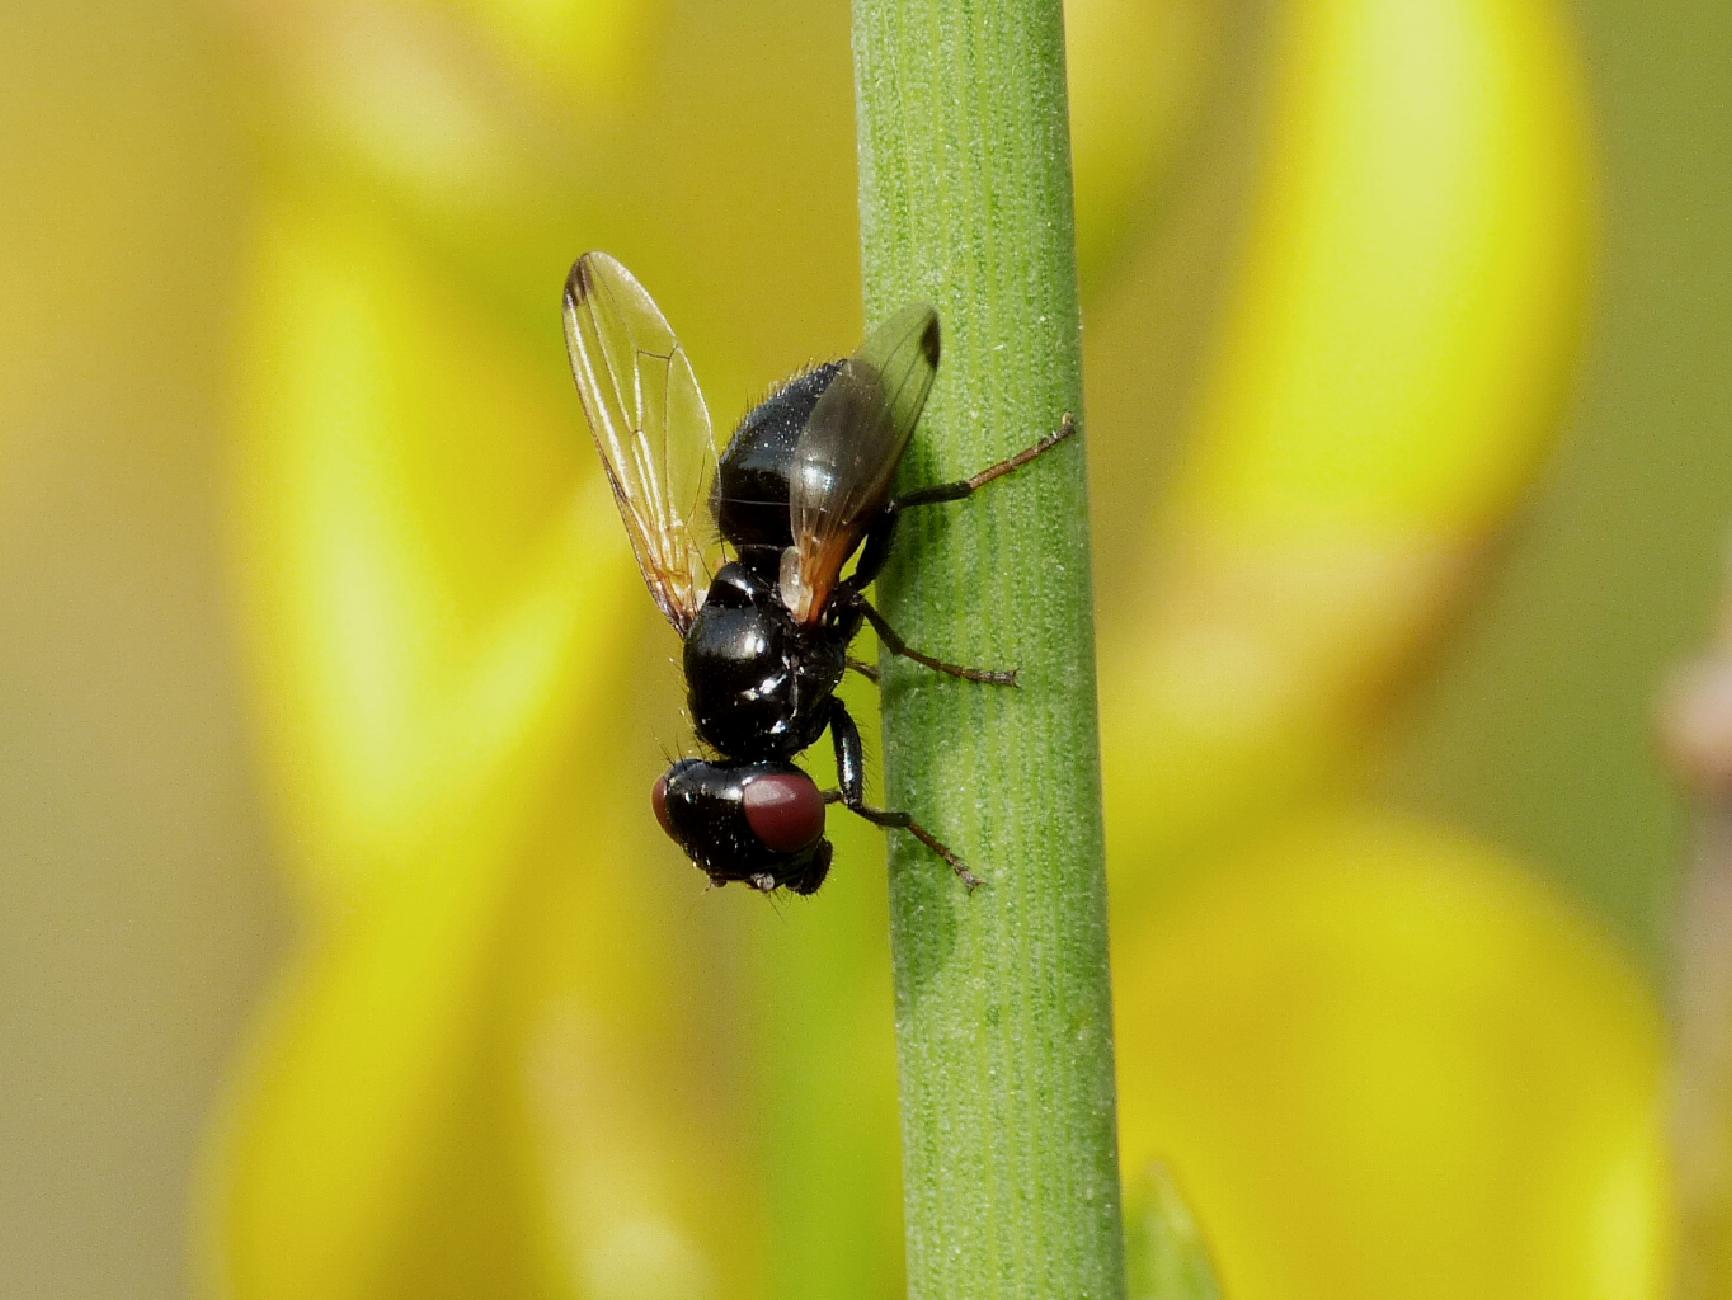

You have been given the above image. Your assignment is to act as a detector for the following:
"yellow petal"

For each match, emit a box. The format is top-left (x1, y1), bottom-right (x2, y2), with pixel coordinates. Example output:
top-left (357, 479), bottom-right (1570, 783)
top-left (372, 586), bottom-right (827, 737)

top-left (207, 192), bottom-right (736, 1297)
top-left (453, 0), bottom-right (657, 111)
top-left (1068, 0), bottom-right (1229, 277)
top-left (1115, 810), bottom-right (1667, 1300)
top-left (229, 192), bottom-right (623, 905)
top-left (1102, 0), bottom-right (1594, 888)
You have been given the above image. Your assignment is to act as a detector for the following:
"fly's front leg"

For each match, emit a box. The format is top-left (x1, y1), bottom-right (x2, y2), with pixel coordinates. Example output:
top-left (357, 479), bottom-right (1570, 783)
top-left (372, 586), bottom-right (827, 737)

top-left (827, 698), bottom-right (869, 807)
top-left (824, 700), bottom-right (984, 890)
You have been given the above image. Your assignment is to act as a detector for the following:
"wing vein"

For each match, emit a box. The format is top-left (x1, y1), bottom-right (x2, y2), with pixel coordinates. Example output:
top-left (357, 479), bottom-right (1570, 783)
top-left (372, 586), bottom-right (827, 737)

top-left (563, 252), bottom-right (719, 633)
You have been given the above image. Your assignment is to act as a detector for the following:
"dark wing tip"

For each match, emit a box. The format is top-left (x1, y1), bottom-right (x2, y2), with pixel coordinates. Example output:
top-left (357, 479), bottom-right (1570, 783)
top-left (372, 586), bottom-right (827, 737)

top-left (564, 250), bottom-right (615, 309)
top-left (918, 309), bottom-right (941, 369)
top-left (563, 255), bottom-right (592, 309)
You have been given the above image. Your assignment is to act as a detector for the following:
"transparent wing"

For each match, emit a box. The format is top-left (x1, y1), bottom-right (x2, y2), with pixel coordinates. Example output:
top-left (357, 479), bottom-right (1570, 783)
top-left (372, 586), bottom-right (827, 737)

top-left (779, 303), bottom-right (940, 624)
top-left (563, 251), bottom-right (718, 633)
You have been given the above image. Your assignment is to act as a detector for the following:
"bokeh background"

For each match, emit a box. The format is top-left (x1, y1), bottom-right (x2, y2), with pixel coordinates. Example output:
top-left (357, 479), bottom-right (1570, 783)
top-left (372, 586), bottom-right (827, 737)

top-left (5, 1), bottom-right (1729, 1297)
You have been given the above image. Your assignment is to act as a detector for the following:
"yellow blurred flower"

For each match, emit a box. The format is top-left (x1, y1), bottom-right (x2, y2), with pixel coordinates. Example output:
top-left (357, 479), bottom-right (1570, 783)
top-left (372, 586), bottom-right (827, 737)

top-left (1116, 812), bottom-right (1664, 1300)
top-left (1103, 2), bottom-right (1664, 1298)
top-left (1102, 0), bottom-right (1594, 890)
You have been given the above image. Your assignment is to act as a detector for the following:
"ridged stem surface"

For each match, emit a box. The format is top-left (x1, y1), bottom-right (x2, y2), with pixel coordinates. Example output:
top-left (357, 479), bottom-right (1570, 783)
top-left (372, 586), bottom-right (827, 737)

top-left (852, 2), bottom-right (1125, 1295)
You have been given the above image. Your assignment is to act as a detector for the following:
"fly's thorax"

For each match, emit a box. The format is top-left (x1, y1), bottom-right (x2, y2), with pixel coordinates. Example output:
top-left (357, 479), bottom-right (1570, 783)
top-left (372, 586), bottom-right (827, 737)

top-left (683, 561), bottom-right (844, 760)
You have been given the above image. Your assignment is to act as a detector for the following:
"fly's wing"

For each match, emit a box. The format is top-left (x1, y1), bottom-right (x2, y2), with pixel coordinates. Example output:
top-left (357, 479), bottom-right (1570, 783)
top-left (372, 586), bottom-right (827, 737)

top-left (779, 303), bottom-right (940, 624)
top-left (563, 251), bottom-right (718, 634)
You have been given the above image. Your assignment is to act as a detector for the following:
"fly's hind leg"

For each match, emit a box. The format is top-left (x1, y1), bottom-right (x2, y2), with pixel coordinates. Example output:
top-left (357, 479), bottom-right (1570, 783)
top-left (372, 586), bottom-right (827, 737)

top-left (845, 413), bottom-right (1078, 590)
top-left (885, 412), bottom-right (1077, 514)
top-left (823, 700), bottom-right (984, 890)
top-left (836, 413), bottom-right (1078, 686)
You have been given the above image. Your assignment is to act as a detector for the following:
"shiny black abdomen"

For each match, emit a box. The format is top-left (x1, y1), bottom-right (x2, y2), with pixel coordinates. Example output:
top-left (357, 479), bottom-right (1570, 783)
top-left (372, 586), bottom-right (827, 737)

top-left (711, 361), bottom-right (841, 550)
top-left (684, 560), bottom-right (845, 760)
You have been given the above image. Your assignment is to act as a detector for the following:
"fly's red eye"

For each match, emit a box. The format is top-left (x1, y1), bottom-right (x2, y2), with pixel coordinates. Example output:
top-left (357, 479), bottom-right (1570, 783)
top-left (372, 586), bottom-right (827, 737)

top-left (652, 772), bottom-right (676, 840)
top-left (742, 773), bottom-right (825, 853)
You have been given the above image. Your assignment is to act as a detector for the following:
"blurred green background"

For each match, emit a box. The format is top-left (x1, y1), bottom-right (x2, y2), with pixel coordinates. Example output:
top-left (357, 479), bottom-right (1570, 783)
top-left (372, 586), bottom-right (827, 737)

top-left (3, 1), bottom-right (1728, 1297)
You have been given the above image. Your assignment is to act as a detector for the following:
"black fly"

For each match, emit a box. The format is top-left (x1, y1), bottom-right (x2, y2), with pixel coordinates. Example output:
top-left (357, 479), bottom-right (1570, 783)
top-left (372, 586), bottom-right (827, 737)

top-left (562, 252), bottom-right (1074, 895)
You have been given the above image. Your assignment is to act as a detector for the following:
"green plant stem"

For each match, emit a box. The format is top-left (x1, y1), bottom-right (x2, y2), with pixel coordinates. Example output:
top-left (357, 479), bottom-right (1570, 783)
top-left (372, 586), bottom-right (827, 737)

top-left (851, 3), bottom-right (1125, 1296)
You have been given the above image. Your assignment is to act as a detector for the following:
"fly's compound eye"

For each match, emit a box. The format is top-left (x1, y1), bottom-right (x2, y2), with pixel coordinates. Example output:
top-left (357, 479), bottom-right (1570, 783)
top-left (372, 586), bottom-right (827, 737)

top-left (741, 772), bottom-right (826, 853)
top-left (652, 771), bottom-right (676, 840)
